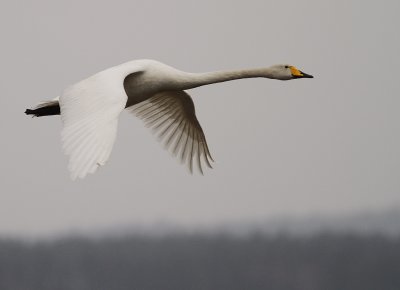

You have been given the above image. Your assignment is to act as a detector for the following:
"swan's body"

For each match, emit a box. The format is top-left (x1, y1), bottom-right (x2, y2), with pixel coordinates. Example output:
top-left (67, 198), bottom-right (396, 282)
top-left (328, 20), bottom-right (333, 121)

top-left (26, 59), bottom-right (313, 180)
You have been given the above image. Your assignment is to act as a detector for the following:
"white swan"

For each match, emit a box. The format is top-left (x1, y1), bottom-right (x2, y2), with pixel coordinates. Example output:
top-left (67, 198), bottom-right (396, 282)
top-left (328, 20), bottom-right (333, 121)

top-left (25, 59), bottom-right (313, 180)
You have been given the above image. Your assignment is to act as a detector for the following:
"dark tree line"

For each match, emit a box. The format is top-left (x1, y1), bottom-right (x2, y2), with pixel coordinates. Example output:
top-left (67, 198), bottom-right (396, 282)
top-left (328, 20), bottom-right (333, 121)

top-left (0, 232), bottom-right (399, 290)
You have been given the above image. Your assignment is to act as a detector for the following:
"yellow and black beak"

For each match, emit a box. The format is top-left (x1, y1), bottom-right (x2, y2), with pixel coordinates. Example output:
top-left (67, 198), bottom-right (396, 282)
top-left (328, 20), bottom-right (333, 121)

top-left (290, 66), bottom-right (314, 79)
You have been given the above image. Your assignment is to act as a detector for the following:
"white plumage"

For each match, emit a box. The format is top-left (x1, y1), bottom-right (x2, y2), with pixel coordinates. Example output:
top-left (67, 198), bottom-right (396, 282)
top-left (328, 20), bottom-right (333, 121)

top-left (60, 69), bottom-right (129, 180)
top-left (26, 59), bottom-right (313, 180)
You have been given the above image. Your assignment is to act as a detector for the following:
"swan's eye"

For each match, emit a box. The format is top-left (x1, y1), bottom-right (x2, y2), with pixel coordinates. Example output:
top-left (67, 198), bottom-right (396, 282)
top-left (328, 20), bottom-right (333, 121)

top-left (284, 65), bottom-right (289, 69)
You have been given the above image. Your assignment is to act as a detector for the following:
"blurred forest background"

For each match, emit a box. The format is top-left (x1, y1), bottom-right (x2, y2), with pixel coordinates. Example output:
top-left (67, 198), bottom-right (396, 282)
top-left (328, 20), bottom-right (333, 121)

top-left (1, 209), bottom-right (400, 290)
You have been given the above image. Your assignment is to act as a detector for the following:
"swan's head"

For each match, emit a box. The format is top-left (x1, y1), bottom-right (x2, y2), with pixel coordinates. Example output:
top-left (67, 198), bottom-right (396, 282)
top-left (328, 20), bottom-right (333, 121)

top-left (268, 65), bottom-right (314, 80)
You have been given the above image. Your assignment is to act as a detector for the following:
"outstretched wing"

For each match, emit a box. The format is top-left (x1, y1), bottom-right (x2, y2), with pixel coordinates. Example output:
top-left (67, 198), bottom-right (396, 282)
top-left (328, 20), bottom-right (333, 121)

top-left (59, 73), bottom-right (128, 180)
top-left (129, 91), bottom-right (214, 174)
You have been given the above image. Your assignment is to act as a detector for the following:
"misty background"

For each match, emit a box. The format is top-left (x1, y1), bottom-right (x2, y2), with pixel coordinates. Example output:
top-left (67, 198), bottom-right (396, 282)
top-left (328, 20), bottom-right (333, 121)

top-left (0, 0), bottom-right (400, 289)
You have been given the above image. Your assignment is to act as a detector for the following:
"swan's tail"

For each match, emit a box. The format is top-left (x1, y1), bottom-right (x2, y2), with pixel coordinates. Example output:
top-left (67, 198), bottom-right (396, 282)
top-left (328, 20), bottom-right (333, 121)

top-left (25, 97), bottom-right (60, 117)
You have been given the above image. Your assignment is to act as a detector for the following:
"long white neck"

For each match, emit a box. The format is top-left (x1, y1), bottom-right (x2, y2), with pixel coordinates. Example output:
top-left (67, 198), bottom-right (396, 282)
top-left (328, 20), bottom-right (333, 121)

top-left (179, 68), bottom-right (277, 90)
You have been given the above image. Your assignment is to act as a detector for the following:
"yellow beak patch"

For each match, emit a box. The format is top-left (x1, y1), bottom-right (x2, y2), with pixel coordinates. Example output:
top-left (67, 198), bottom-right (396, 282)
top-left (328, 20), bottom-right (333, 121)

top-left (289, 66), bottom-right (303, 77)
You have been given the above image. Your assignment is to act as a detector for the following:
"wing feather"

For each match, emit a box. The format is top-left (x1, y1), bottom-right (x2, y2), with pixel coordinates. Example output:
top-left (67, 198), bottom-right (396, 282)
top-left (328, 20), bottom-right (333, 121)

top-left (59, 73), bottom-right (128, 180)
top-left (129, 91), bottom-right (213, 174)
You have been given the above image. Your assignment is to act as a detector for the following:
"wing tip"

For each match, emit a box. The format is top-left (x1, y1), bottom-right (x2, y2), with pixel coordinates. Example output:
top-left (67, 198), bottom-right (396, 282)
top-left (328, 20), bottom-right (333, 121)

top-left (69, 163), bottom-right (102, 180)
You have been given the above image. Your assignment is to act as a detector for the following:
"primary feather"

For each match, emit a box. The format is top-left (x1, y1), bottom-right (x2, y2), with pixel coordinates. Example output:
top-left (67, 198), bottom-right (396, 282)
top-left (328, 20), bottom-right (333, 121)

top-left (129, 91), bottom-right (213, 174)
top-left (59, 69), bottom-right (130, 180)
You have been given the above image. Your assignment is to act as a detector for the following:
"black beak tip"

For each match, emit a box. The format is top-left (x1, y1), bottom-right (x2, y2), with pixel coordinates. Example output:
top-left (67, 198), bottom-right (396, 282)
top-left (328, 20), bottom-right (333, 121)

top-left (301, 71), bottom-right (313, 78)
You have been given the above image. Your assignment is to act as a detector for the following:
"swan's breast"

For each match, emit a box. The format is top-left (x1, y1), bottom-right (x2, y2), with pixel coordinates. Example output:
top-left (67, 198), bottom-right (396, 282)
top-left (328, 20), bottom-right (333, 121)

top-left (123, 62), bottom-right (187, 107)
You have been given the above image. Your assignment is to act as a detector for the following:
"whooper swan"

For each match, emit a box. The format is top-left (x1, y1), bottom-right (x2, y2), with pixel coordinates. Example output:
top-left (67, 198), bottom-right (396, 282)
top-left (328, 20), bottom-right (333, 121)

top-left (25, 59), bottom-right (313, 179)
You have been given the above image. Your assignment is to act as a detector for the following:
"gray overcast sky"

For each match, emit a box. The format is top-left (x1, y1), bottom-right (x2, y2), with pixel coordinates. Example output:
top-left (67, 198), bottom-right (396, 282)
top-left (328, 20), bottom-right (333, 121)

top-left (1, 0), bottom-right (399, 237)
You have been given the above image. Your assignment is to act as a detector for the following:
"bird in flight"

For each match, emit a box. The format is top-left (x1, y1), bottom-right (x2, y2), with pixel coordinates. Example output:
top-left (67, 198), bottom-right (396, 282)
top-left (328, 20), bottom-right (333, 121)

top-left (25, 59), bottom-right (313, 180)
